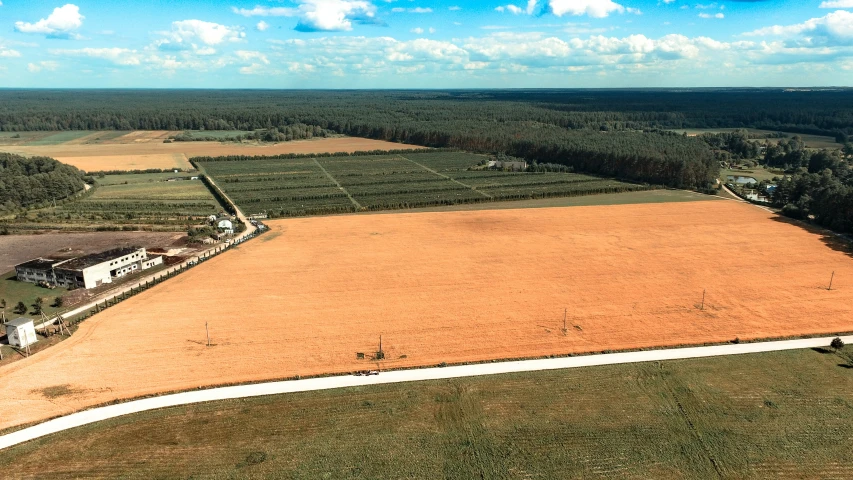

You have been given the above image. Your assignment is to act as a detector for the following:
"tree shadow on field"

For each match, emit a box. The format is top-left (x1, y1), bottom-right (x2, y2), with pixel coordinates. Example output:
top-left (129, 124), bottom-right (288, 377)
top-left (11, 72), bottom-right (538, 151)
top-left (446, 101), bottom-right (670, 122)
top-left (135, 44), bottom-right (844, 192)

top-left (769, 215), bottom-right (853, 260)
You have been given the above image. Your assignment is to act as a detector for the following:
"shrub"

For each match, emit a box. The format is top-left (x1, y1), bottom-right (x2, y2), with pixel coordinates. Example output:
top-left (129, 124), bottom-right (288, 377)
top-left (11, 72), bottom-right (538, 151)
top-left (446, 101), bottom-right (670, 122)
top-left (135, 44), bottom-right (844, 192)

top-left (831, 337), bottom-right (845, 350)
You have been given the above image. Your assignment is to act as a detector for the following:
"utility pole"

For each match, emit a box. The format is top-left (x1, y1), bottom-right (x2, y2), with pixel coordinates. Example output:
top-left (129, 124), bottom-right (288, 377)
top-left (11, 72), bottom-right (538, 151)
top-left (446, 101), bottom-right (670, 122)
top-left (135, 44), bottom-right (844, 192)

top-left (829, 271), bottom-right (835, 291)
top-left (206, 322), bottom-right (211, 347)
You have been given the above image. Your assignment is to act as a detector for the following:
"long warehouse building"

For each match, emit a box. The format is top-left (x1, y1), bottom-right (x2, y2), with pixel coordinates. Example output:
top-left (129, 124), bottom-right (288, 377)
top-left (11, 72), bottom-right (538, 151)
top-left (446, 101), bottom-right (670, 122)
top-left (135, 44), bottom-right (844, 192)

top-left (15, 247), bottom-right (163, 290)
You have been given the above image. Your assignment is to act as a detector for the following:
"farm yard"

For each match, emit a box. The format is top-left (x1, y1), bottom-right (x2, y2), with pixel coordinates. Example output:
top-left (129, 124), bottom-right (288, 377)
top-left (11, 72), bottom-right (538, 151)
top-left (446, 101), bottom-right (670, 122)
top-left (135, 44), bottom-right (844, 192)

top-left (0, 231), bottom-right (189, 274)
top-left (0, 200), bottom-right (851, 431)
top-left (196, 152), bottom-right (647, 217)
top-left (0, 136), bottom-right (412, 172)
top-left (2, 346), bottom-right (853, 478)
top-left (7, 172), bottom-right (224, 232)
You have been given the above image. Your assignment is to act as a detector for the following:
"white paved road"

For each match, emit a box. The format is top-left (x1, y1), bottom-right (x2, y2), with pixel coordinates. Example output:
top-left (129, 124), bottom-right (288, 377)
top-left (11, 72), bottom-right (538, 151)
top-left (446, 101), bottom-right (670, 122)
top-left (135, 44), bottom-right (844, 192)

top-left (1, 334), bottom-right (850, 450)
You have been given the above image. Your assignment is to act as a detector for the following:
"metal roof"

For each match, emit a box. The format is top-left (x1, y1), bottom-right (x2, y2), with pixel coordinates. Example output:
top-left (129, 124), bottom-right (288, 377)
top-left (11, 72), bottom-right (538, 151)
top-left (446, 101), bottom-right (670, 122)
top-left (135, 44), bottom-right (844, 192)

top-left (54, 247), bottom-right (143, 271)
top-left (6, 317), bottom-right (34, 328)
top-left (15, 258), bottom-right (64, 271)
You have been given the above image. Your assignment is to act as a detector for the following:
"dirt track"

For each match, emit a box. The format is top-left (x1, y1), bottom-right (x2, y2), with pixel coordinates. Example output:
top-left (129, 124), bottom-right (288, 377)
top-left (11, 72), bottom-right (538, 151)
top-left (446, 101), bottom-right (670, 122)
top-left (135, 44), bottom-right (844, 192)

top-left (1, 200), bottom-right (852, 430)
top-left (0, 138), bottom-right (411, 171)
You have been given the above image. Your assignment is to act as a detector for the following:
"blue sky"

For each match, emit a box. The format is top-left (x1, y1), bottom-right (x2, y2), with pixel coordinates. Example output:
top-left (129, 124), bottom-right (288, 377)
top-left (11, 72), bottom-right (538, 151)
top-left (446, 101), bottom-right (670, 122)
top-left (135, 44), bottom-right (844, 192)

top-left (0, 0), bottom-right (852, 88)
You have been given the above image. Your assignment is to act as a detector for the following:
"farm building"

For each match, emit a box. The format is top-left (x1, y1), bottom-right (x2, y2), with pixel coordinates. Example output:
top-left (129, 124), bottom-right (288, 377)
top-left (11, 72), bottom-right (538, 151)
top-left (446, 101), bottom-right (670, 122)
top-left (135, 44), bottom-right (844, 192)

top-left (5, 318), bottom-right (37, 348)
top-left (217, 219), bottom-right (234, 235)
top-left (15, 247), bottom-right (164, 290)
top-left (14, 258), bottom-right (66, 285)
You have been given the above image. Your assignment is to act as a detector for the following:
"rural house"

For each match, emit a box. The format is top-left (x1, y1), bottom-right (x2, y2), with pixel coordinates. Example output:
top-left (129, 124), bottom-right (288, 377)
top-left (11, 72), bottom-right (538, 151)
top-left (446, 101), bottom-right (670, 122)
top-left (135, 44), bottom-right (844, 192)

top-left (217, 219), bottom-right (234, 235)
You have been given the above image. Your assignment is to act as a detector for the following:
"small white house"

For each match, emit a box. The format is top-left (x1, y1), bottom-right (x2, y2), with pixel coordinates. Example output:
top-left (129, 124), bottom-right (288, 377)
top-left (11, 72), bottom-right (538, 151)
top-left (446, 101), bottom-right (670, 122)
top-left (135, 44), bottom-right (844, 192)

top-left (217, 219), bottom-right (234, 235)
top-left (6, 318), bottom-right (37, 348)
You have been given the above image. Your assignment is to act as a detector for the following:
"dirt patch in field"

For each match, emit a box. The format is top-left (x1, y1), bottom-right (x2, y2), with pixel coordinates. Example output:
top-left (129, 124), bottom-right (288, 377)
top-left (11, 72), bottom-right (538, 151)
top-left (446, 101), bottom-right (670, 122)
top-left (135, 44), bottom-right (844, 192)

top-left (32, 384), bottom-right (86, 399)
top-left (1, 137), bottom-right (415, 171)
top-left (0, 232), bottom-right (188, 274)
top-left (110, 131), bottom-right (176, 144)
top-left (1, 200), bottom-right (852, 430)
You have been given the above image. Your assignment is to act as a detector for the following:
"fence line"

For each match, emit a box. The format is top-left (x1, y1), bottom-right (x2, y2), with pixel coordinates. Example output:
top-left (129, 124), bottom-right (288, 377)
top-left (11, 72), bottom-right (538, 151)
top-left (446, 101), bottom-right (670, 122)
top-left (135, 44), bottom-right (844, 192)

top-left (37, 229), bottom-right (266, 334)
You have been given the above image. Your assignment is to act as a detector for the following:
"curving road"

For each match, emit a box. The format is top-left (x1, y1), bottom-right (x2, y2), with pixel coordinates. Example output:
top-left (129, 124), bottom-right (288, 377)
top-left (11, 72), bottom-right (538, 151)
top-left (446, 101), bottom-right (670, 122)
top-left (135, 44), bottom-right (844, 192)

top-left (1, 334), bottom-right (850, 451)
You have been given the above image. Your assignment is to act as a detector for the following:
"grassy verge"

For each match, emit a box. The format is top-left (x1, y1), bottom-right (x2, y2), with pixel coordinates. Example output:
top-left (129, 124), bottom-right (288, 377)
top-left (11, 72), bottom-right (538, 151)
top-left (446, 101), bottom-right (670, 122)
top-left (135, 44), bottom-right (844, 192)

top-left (2, 346), bottom-right (853, 478)
top-left (0, 271), bottom-right (66, 321)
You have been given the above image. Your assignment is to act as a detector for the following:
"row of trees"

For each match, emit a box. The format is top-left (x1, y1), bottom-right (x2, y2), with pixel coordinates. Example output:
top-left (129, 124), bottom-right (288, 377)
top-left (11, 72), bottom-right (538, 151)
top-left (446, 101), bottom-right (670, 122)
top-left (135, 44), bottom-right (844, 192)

top-left (0, 153), bottom-right (90, 211)
top-left (172, 125), bottom-right (331, 143)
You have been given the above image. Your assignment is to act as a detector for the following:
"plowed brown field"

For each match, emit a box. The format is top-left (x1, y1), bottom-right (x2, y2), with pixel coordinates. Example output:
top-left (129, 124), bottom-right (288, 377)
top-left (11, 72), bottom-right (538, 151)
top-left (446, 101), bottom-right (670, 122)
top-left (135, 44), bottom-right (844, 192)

top-left (1, 200), bottom-right (852, 430)
top-left (0, 138), bottom-right (411, 171)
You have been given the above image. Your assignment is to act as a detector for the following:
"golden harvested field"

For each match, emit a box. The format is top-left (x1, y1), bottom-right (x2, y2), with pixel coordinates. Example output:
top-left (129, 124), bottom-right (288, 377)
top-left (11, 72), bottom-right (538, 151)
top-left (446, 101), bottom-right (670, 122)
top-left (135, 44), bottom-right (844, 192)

top-left (0, 137), bottom-right (413, 171)
top-left (1, 200), bottom-right (852, 430)
top-left (53, 153), bottom-right (191, 171)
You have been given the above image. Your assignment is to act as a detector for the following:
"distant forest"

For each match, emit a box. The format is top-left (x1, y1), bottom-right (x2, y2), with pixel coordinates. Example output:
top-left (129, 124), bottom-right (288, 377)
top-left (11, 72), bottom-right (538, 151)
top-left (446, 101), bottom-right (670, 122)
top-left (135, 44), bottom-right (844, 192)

top-left (0, 153), bottom-right (89, 212)
top-left (1, 89), bottom-right (852, 190)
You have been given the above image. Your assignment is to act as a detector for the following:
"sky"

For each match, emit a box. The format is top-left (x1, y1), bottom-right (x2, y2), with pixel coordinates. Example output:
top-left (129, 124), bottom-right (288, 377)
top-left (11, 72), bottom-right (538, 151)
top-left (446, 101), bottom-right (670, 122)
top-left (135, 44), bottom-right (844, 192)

top-left (0, 0), bottom-right (852, 88)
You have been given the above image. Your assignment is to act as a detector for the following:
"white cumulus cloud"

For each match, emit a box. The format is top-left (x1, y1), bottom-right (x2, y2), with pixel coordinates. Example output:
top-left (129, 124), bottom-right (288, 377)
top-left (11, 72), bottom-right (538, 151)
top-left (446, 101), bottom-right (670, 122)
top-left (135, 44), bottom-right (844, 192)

top-left (51, 47), bottom-right (142, 66)
top-left (169, 20), bottom-right (245, 45)
top-left (256, 21), bottom-right (270, 31)
top-left (233, 1), bottom-right (377, 32)
top-left (27, 61), bottom-right (59, 73)
top-left (549, 0), bottom-right (625, 18)
top-left (820, 0), bottom-right (853, 8)
top-left (495, 1), bottom-right (538, 15)
top-left (745, 10), bottom-right (853, 45)
top-left (15, 4), bottom-right (84, 39)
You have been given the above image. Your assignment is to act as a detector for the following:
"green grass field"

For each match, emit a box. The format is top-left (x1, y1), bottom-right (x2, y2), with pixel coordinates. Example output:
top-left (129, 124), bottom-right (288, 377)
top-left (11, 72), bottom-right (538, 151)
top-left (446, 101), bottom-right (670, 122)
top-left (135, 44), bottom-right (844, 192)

top-left (185, 130), bottom-right (250, 140)
top-left (94, 172), bottom-right (197, 186)
top-left (0, 271), bottom-right (65, 321)
top-left (23, 131), bottom-right (96, 146)
top-left (10, 173), bottom-right (223, 231)
top-left (722, 167), bottom-right (786, 183)
top-left (2, 346), bottom-right (852, 478)
top-left (197, 152), bottom-right (649, 218)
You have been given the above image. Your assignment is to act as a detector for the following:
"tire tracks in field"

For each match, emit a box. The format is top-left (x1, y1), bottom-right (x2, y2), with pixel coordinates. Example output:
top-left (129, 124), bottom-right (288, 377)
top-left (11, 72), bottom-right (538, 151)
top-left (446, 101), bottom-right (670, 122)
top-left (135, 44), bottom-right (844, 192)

top-left (400, 155), bottom-right (493, 199)
top-left (656, 362), bottom-right (725, 479)
top-left (312, 158), bottom-right (363, 210)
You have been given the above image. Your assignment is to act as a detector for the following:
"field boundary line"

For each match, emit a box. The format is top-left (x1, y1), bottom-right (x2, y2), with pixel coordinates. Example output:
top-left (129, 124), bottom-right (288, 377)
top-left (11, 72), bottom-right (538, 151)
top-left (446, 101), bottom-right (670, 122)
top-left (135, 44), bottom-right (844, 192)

top-left (2, 334), bottom-right (851, 451)
top-left (312, 158), bottom-right (363, 210)
top-left (400, 155), bottom-right (493, 199)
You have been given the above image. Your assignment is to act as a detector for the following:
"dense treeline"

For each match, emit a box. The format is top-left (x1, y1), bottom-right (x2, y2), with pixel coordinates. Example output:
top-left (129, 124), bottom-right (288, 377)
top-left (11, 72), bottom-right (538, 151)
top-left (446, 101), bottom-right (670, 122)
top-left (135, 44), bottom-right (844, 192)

top-left (0, 90), bottom-right (740, 188)
top-left (0, 153), bottom-right (89, 211)
top-left (766, 144), bottom-right (853, 232)
top-left (1, 90), bottom-right (851, 137)
top-left (699, 130), bottom-right (763, 161)
top-left (2, 89), bottom-right (852, 188)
